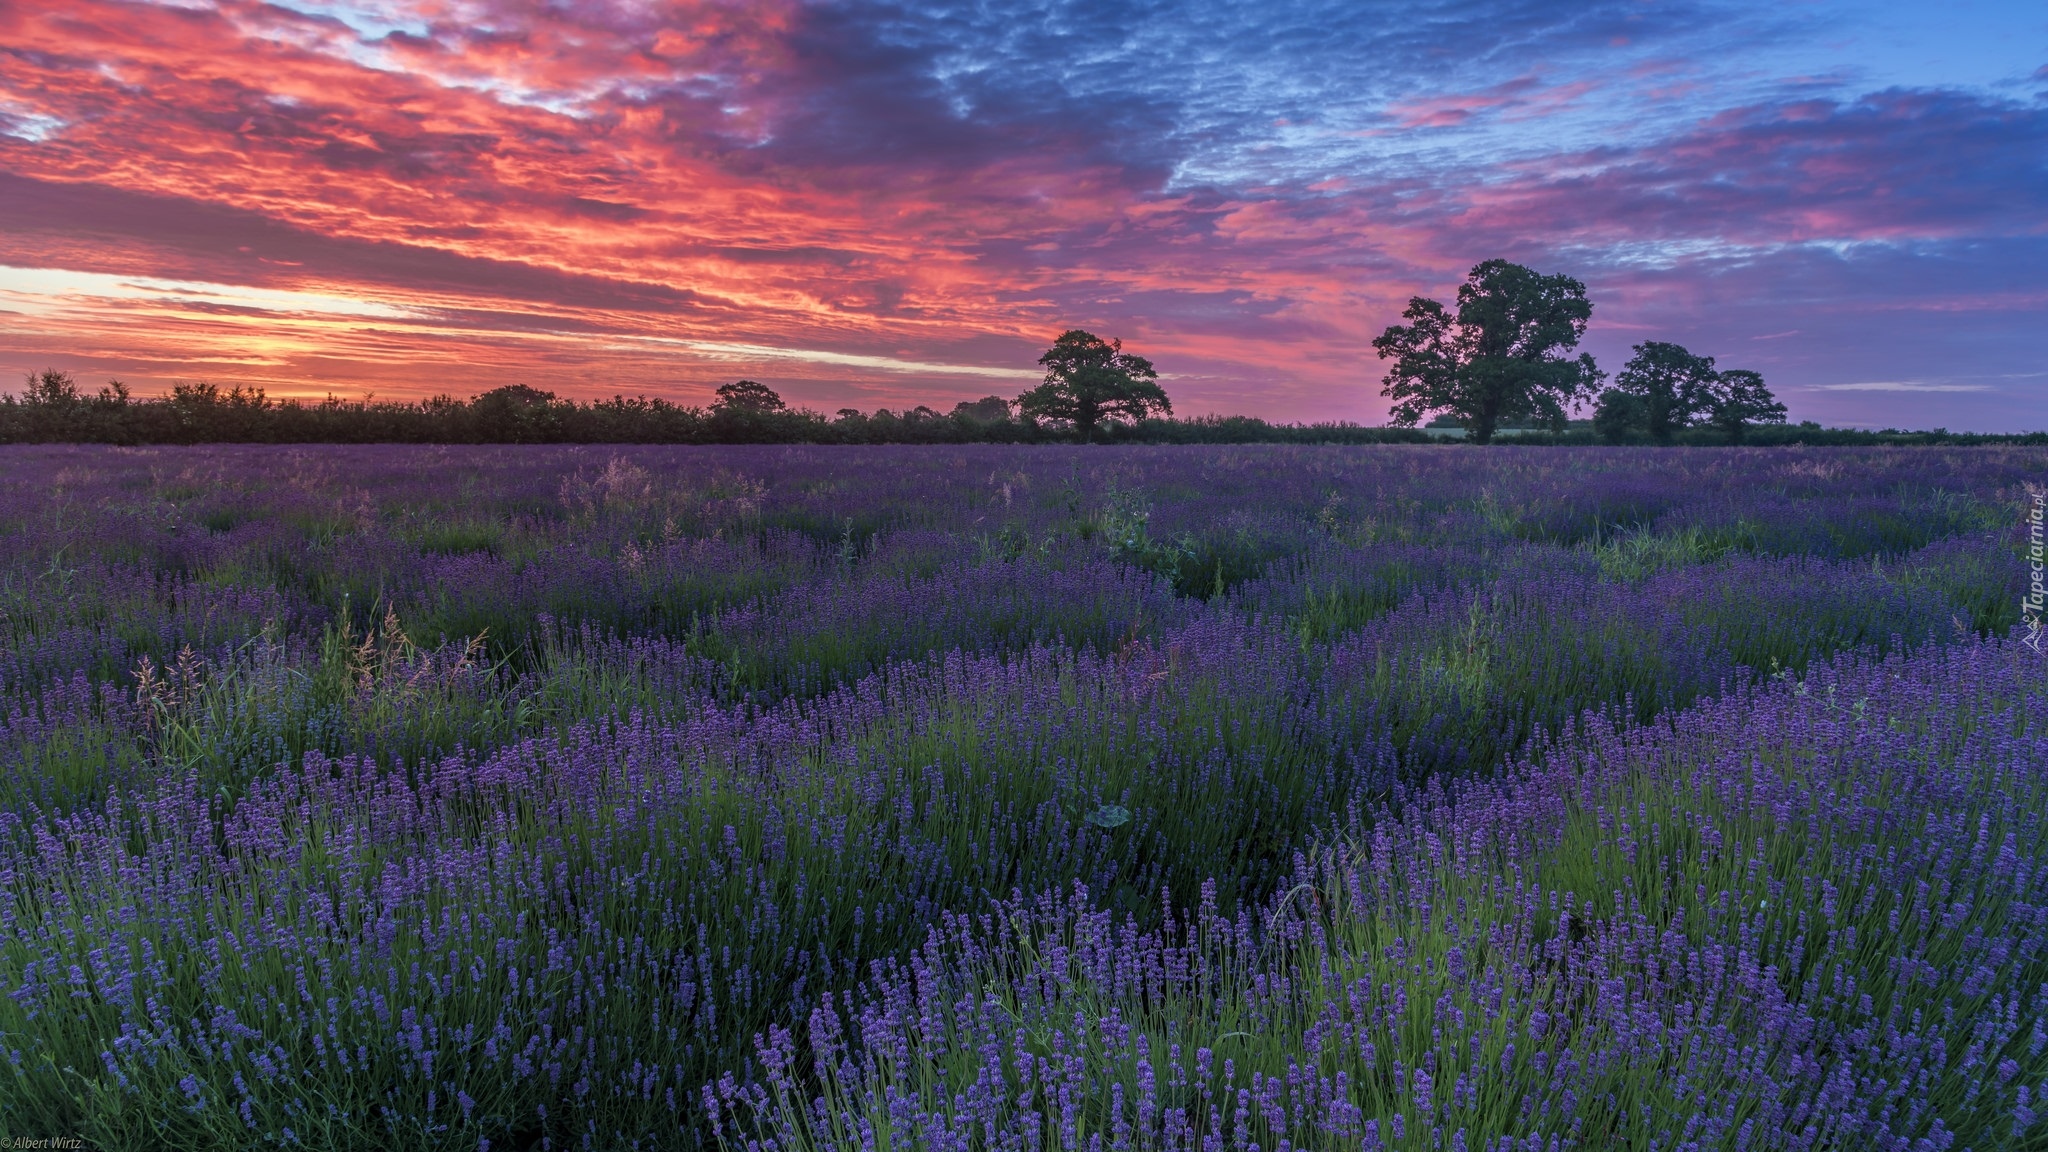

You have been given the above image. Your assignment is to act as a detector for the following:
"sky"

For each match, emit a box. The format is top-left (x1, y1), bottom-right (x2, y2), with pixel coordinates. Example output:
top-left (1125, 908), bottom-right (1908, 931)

top-left (1, 0), bottom-right (2044, 430)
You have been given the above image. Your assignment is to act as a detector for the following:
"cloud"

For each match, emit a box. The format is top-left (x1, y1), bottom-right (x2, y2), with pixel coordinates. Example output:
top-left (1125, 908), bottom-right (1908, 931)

top-left (0, 265), bottom-right (423, 321)
top-left (604, 336), bottom-right (1040, 379)
top-left (0, 0), bottom-right (2040, 427)
top-left (1811, 381), bottom-right (1994, 393)
top-left (1383, 76), bottom-right (1602, 130)
top-left (1435, 89), bottom-right (2048, 255)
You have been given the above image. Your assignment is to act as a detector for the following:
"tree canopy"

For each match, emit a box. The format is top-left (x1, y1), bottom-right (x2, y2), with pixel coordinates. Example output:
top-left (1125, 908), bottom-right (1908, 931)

top-left (950, 395), bottom-right (1013, 424)
top-left (713, 380), bottom-right (787, 413)
top-left (1705, 369), bottom-right (1787, 444)
top-left (1371, 259), bottom-right (1603, 444)
top-left (1591, 345), bottom-right (1787, 444)
top-left (1017, 330), bottom-right (1170, 436)
top-left (465, 384), bottom-right (563, 442)
top-left (1608, 341), bottom-right (1721, 444)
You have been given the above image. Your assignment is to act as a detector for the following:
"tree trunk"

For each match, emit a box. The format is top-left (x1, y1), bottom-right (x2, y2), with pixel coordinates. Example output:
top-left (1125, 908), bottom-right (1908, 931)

top-left (1470, 405), bottom-right (1499, 445)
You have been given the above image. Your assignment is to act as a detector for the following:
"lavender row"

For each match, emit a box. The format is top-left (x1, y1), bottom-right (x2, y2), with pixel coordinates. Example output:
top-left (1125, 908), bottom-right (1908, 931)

top-left (3, 446), bottom-right (2032, 665)
top-left (4, 444), bottom-right (2026, 695)
top-left (4, 530), bottom-right (2014, 819)
top-left (720, 635), bottom-right (2048, 1152)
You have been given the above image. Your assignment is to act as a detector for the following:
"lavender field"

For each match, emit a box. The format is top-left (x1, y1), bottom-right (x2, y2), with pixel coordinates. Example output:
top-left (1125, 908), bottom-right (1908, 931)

top-left (0, 444), bottom-right (2043, 1151)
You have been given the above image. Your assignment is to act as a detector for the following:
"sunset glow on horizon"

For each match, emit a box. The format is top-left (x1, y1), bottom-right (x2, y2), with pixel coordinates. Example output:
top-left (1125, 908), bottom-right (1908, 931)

top-left (2, 0), bottom-right (2044, 429)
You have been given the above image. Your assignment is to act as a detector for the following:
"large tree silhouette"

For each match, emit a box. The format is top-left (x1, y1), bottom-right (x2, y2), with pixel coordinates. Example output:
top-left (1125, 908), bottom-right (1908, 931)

top-left (1593, 348), bottom-right (1788, 444)
top-left (1705, 369), bottom-right (1787, 444)
top-left (1608, 341), bottom-right (1720, 444)
top-left (1372, 260), bottom-right (1602, 444)
top-left (713, 380), bottom-right (787, 412)
top-left (1018, 330), bottom-right (1170, 437)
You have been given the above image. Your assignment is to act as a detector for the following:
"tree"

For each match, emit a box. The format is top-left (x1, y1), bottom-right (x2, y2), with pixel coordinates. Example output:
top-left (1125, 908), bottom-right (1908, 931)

top-left (714, 379), bottom-right (785, 412)
top-left (1592, 389), bottom-right (1647, 444)
top-left (21, 368), bottom-right (82, 409)
top-left (950, 395), bottom-right (1012, 424)
top-left (1372, 259), bottom-right (1602, 444)
top-left (1605, 341), bottom-right (1719, 444)
top-left (10, 369), bottom-right (133, 441)
top-left (163, 380), bottom-right (273, 441)
top-left (470, 384), bottom-right (561, 442)
top-left (1705, 369), bottom-right (1786, 444)
top-left (474, 384), bottom-right (556, 408)
top-left (1017, 330), bottom-right (1170, 437)
top-left (1591, 349), bottom-right (1787, 445)
top-left (713, 380), bottom-right (786, 413)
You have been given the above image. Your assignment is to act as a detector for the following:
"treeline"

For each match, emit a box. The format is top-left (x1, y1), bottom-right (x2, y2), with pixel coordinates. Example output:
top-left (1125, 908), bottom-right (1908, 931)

top-left (0, 374), bottom-right (1432, 446)
top-left (1364, 259), bottom-right (2048, 447)
top-left (5, 371), bottom-right (2039, 448)
top-left (1493, 421), bottom-right (2046, 448)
